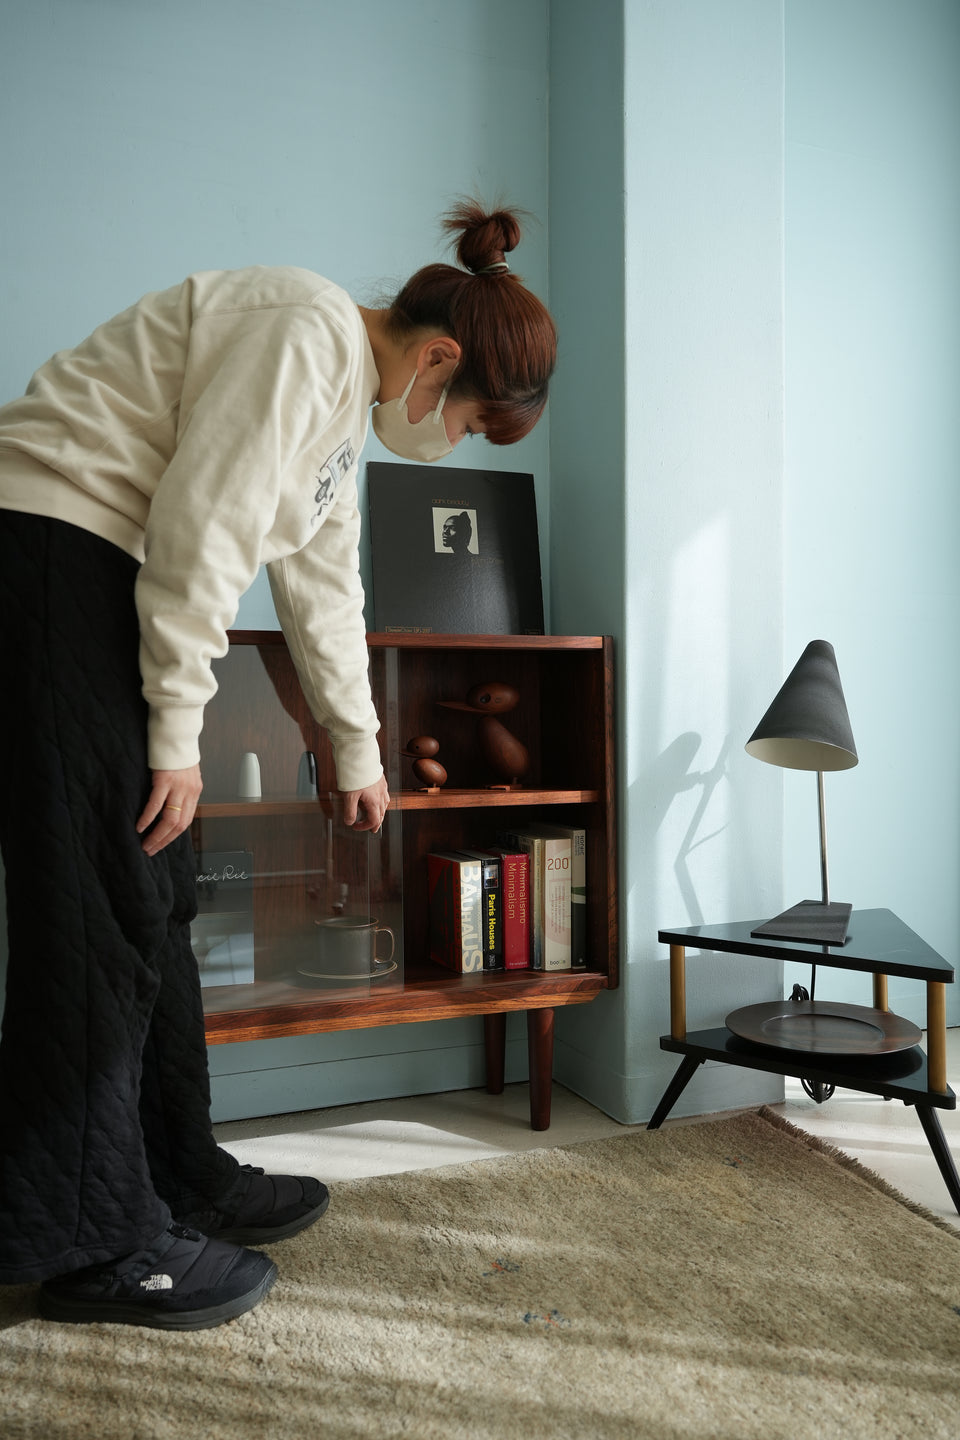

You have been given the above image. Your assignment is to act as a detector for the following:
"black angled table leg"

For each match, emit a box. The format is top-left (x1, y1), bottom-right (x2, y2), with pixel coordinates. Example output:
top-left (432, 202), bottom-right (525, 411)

top-left (912, 1104), bottom-right (960, 1215)
top-left (648, 1055), bottom-right (703, 1130)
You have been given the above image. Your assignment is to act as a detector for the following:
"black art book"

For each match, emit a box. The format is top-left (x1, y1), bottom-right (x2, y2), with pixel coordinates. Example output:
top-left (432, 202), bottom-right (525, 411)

top-left (367, 463), bottom-right (544, 635)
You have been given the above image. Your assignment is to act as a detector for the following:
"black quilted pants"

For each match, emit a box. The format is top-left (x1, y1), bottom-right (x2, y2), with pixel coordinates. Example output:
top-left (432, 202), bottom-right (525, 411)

top-left (0, 511), bottom-right (242, 1283)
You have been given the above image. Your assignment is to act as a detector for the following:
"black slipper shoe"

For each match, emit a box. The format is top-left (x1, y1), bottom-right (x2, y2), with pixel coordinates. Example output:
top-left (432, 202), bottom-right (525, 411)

top-left (179, 1165), bottom-right (330, 1244)
top-left (39, 1223), bottom-right (277, 1330)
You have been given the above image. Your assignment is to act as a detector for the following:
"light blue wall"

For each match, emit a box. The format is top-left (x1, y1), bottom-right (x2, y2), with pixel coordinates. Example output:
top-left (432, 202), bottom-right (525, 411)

top-left (544, 0), bottom-right (787, 1124)
top-left (595, 0), bottom-right (787, 1121)
top-left (546, 3), bottom-right (632, 1115)
top-left (783, 0), bottom-right (960, 1024)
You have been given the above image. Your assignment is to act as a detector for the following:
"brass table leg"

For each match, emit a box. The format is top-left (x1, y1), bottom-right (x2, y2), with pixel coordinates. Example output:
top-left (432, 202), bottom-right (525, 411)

top-left (927, 981), bottom-right (948, 1094)
top-left (670, 945), bottom-right (686, 1040)
top-left (873, 973), bottom-right (888, 1012)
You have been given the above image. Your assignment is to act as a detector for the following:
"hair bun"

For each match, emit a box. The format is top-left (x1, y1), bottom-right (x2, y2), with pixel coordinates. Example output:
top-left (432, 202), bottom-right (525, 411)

top-left (443, 198), bottom-right (523, 276)
top-left (388, 201), bottom-right (556, 445)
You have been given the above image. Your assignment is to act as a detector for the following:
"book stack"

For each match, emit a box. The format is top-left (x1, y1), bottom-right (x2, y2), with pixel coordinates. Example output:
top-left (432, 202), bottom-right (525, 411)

top-left (427, 823), bottom-right (586, 974)
top-left (428, 849), bottom-right (517, 973)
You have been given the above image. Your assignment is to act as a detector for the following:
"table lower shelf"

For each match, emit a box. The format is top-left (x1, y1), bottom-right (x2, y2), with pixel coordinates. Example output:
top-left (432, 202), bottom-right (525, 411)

top-left (657, 1027), bottom-right (956, 1108)
top-left (650, 1027), bottom-right (960, 1214)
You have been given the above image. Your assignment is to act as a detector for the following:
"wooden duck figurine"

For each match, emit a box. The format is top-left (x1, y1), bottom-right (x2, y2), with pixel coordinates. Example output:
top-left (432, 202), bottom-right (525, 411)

top-left (439, 681), bottom-right (529, 789)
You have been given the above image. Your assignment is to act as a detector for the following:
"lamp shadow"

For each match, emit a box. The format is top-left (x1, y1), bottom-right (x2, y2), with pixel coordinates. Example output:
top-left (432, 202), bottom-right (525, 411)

top-left (641, 731), bottom-right (733, 928)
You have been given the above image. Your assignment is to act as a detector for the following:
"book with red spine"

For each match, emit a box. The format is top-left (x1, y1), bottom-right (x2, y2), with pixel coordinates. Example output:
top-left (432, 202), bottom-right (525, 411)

top-left (427, 851), bottom-right (484, 973)
top-left (477, 847), bottom-right (530, 969)
top-left (498, 828), bottom-right (572, 970)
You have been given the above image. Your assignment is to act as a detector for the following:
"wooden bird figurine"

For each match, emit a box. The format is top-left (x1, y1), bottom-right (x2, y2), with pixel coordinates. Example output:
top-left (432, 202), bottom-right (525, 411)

top-left (439, 681), bottom-right (529, 788)
top-left (401, 735), bottom-right (447, 793)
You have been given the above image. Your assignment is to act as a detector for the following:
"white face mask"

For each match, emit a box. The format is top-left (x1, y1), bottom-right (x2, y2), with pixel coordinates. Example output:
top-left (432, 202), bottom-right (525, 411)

top-left (371, 372), bottom-right (453, 463)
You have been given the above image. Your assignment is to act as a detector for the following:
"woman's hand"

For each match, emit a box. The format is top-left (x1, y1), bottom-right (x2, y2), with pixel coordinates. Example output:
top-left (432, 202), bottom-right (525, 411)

top-left (137, 765), bottom-right (203, 856)
top-left (341, 775), bottom-right (390, 832)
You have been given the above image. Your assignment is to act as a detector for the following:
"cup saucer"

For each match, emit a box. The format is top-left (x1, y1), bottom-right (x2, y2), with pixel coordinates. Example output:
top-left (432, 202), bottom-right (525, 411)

top-left (295, 958), bottom-right (398, 983)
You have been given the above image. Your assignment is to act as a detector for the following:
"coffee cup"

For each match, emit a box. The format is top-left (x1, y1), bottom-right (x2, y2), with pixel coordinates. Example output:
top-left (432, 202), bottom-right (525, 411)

top-left (300, 915), bottom-right (396, 979)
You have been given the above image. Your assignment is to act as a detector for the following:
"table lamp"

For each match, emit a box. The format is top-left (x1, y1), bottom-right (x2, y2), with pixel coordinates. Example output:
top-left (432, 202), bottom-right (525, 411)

top-left (745, 639), bottom-right (857, 946)
top-left (727, 641), bottom-right (921, 1069)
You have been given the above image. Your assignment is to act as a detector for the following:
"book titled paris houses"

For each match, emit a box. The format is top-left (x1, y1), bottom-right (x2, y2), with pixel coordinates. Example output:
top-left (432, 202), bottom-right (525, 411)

top-left (366, 463), bottom-right (544, 635)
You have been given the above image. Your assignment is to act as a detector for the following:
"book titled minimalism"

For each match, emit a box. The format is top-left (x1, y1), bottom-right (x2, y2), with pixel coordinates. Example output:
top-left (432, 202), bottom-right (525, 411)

top-left (367, 463), bottom-right (544, 635)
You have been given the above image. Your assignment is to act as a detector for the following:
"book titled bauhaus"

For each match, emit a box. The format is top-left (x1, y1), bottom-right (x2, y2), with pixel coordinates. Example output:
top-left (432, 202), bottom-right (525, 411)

top-left (367, 463), bottom-right (544, 635)
top-left (427, 851), bottom-right (484, 973)
top-left (456, 849), bottom-right (503, 970)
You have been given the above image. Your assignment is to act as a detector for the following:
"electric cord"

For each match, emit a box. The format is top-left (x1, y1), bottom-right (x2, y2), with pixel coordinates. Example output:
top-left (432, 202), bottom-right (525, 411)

top-left (791, 976), bottom-right (836, 1104)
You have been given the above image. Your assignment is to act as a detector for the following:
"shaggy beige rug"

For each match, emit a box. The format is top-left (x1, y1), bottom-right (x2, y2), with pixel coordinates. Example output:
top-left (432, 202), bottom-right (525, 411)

top-left (3, 1108), bottom-right (960, 1440)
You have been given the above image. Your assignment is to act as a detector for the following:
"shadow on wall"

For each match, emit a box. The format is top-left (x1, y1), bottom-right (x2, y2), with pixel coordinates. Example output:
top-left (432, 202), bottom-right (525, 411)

top-left (640, 731), bottom-right (733, 929)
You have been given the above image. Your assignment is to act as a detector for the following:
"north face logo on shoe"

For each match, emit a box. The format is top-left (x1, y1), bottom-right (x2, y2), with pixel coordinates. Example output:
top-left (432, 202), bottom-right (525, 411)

top-left (140, 1273), bottom-right (174, 1291)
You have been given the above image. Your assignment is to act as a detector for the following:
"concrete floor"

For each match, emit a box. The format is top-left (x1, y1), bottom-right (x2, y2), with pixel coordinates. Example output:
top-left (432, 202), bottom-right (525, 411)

top-left (214, 1027), bottom-right (960, 1231)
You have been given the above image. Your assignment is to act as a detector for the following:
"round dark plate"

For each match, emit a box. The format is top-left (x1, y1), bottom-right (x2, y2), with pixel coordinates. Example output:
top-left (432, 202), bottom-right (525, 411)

top-left (725, 999), bottom-right (921, 1056)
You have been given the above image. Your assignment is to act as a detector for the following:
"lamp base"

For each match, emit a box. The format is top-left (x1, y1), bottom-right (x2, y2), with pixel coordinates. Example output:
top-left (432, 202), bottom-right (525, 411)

top-left (750, 899), bottom-right (852, 946)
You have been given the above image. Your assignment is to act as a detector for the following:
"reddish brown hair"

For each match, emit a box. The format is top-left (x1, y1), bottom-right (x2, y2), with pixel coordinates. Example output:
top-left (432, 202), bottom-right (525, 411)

top-left (387, 200), bottom-right (557, 445)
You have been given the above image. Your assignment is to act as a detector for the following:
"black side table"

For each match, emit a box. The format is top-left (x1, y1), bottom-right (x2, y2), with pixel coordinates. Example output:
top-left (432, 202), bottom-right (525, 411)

top-left (648, 908), bottom-right (960, 1213)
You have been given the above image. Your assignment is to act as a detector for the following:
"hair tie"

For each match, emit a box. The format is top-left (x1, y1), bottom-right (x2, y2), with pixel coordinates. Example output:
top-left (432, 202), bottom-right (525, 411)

top-left (476, 260), bottom-right (510, 275)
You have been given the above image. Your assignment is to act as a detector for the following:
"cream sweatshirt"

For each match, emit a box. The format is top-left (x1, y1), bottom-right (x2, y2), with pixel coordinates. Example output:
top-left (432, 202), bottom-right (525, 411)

top-left (0, 266), bottom-right (384, 790)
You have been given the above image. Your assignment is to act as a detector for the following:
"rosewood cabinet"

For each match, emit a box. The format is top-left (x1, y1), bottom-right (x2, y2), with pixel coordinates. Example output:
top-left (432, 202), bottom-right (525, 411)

top-left (193, 632), bottom-right (618, 1129)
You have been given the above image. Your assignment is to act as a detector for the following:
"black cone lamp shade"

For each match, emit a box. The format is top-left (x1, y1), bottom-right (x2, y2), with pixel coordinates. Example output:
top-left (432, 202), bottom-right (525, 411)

top-left (745, 640), bottom-right (857, 946)
top-left (745, 639), bottom-right (858, 777)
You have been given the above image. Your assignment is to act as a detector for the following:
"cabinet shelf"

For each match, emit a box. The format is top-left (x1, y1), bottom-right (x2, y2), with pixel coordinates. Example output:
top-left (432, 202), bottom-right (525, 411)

top-left (197, 797), bottom-right (324, 818)
top-left (365, 632), bottom-right (605, 652)
top-left (394, 787), bottom-right (600, 811)
top-left (197, 787), bottom-right (601, 820)
top-left (204, 966), bottom-right (610, 1045)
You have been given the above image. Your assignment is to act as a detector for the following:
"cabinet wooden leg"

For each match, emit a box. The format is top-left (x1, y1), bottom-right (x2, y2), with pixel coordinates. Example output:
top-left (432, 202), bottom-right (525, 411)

top-left (527, 1007), bottom-right (555, 1131)
top-left (484, 1013), bottom-right (506, 1095)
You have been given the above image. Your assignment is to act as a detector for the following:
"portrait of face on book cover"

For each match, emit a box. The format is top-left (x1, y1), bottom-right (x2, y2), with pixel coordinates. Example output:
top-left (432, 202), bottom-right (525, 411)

top-left (367, 463), bottom-right (544, 635)
top-left (434, 507), bottom-right (479, 556)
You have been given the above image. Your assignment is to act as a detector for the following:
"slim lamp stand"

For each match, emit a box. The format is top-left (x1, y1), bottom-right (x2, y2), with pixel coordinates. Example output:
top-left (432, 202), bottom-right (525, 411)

top-left (817, 770), bottom-right (829, 908)
top-left (749, 770), bottom-right (852, 948)
top-left (811, 769), bottom-right (828, 997)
